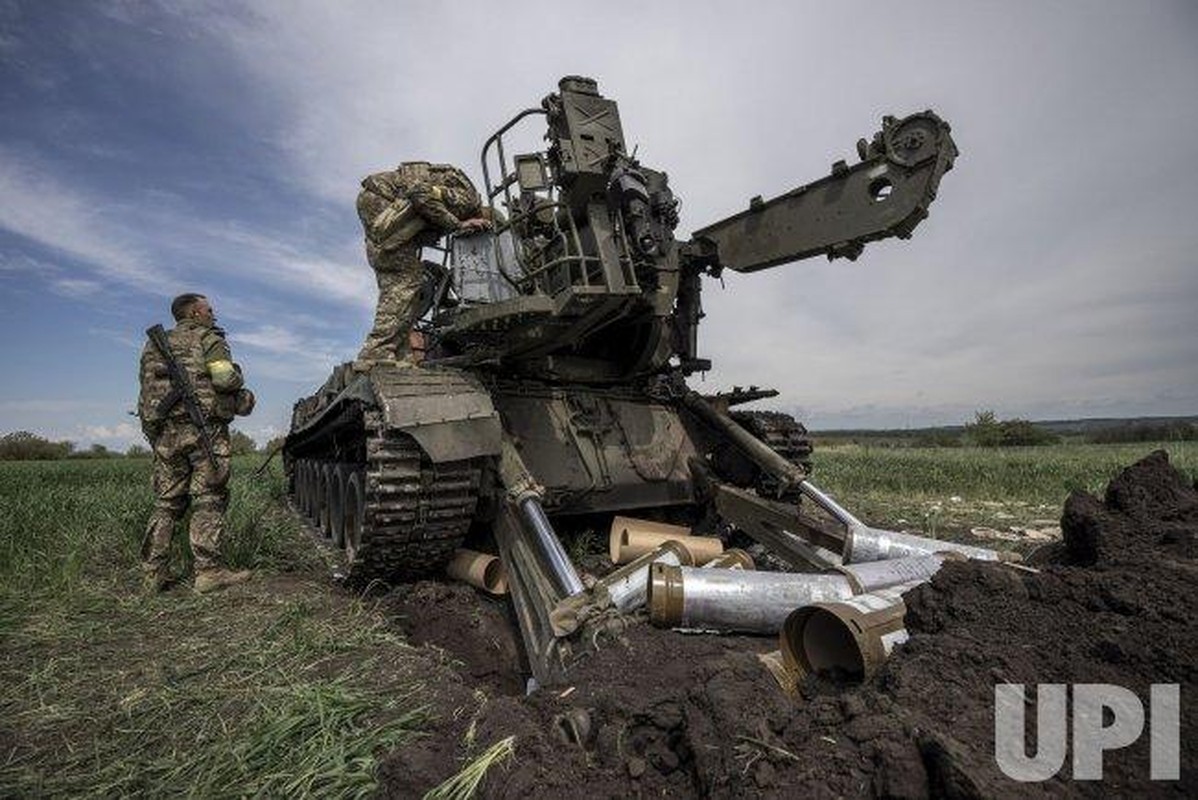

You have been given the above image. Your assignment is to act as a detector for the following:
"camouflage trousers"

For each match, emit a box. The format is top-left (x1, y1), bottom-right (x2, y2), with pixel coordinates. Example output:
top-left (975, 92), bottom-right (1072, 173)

top-left (358, 243), bottom-right (423, 364)
top-left (142, 419), bottom-right (232, 575)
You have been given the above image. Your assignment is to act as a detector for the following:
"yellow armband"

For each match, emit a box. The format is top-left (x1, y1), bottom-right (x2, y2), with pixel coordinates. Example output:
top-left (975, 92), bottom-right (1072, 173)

top-left (207, 359), bottom-right (240, 391)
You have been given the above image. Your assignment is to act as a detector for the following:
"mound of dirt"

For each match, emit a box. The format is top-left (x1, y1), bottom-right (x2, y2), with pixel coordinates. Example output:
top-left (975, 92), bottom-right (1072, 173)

top-left (378, 451), bottom-right (1196, 798)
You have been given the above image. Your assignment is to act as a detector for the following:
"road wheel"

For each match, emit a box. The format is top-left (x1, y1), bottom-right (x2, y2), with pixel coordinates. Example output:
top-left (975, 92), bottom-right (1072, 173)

top-left (342, 470), bottom-right (366, 562)
top-left (324, 464), bottom-right (342, 539)
top-left (329, 465), bottom-right (349, 548)
top-left (298, 461), bottom-right (313, 517)
top-left (316, 464), bottom-right (333, 537)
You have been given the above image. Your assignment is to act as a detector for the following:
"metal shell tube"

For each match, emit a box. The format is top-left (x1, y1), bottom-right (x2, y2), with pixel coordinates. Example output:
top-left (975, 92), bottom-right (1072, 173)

top-left (446, 548), bottom-right (509, 595)
top-left (844, 525), bottom-right (998, 563)
top-left (836, 553), bottom-right (952, 593)
top-left (701, 548), bottom-right (755, 570)
top-left (595, 540), bottom-right (695, 612)
top-left (520, 496), bottom-right (585, 597)
top-left (791, 480), bottom-right (1000, 563)
top-left (648, 565), bottom-right (856, 634)
top-left (781, 582), bottom-right (920, 681)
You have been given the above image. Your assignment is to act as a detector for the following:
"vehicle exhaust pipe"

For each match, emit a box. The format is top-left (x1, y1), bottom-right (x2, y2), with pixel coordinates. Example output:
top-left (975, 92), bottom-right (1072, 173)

top-left (647, 555), bottom-right (947, 634)
top-left (780, 582), bottom-right (920, 682)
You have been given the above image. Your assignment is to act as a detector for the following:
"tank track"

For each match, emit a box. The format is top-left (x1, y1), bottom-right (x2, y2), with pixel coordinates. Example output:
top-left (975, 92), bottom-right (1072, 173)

top-left (355, 409), bottom-right (483, 583)
top-left (729, 410), bottom-right (814, 499)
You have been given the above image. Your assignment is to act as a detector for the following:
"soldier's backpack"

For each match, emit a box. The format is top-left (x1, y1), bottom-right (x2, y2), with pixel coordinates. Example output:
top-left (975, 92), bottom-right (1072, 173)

top-left (359, 162), bottom-right (480, 250)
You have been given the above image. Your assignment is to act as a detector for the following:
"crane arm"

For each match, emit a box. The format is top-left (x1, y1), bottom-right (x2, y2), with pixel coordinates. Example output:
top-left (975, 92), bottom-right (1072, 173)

top-left (690, 111), bottom-right (957, 273)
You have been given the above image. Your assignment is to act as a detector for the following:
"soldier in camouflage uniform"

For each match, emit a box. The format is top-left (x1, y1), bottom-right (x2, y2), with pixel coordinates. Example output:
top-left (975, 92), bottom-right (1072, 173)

top-left (355, 161), bottom-right (491, 369)
top-left (137, 293), bottom-right (256, 594)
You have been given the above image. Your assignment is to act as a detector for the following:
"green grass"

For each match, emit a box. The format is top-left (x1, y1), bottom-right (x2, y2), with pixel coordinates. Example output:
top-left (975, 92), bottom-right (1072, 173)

top-left (809, 440), bottom-right (1196, 539)
top-left (0, 457), bottom-right (435, 798)
top-left (0, 456), bottom-right (314, 602)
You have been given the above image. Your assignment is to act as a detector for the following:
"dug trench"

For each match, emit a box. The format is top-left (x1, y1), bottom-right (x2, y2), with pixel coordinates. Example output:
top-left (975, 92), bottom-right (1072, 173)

top-left (373, 451), bottom-right (1196, 798)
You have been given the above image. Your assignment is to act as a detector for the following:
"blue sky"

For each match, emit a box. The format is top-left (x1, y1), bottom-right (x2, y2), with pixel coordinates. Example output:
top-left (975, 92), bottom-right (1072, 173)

top-left (2, 1), bottom-right (1196, 449)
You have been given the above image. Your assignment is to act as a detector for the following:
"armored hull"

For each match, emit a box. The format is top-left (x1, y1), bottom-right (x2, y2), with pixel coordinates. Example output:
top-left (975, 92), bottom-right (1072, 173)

top-left (285, 362), bottom-right (811, 583)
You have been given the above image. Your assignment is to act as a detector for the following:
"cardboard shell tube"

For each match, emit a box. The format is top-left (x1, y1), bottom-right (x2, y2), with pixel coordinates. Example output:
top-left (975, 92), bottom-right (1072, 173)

top-left (612, 525), bottom-right (724, 565)
top-left (609, 516), bottom-right (698, 563)
top-left (446, 548), bottom-right (509, 595)
top-left (780, 582), bottom-right (921, 682)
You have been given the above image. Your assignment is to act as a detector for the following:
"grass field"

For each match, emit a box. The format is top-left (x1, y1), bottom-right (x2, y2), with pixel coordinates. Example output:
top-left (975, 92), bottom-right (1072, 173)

top-left (0, 457), bottom-right (441, 798)
top-left (810, 440), bottom-right (1196, 543)
top-left (0, 441), bottom-right (1193, 796)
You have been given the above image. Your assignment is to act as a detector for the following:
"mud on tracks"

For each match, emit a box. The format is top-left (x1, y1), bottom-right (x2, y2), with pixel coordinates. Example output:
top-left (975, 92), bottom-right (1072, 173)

top-left (376, 451), bottom-right (1196, 798)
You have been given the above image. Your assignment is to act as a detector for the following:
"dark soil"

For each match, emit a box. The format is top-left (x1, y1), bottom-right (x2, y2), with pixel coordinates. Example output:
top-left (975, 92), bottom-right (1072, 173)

top-left (377, 451), bottom-right (1196, 798)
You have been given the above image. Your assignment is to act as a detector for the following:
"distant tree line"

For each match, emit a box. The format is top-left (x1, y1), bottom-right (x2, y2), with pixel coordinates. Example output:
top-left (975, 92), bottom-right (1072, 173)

top-left (964, 410), bottom-right (1060, 447)
top-left (1086, 421), bottom-right (1197, 444)
top-left (818, 412), bottom-right (1197, 450)
top-left (0, 430), bottom-right (273, 460)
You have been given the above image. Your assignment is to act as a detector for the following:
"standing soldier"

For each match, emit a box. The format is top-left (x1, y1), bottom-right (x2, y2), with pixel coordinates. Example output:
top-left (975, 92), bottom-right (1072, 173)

top-left (354, 161), bottom-right (492, 370)
top-left (137, 293), bottom-right (256, 594)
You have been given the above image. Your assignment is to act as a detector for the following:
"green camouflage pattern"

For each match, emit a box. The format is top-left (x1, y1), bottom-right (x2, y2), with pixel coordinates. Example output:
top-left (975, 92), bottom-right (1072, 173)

top-left (358, 161), bottom-right (482, 247)
top-left (358, 248), bottom-right (425, 363)
top-left (356, 162), bottom-right (482, 363)
top-left (138, 320), bottom-right (242, 435)
top-left (141, 418), bottom-right (232, 574)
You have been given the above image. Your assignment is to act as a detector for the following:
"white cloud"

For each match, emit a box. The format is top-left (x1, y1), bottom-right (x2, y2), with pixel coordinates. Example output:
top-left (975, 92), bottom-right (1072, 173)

top-left (196, 223), bottom-right (374, 310)
top-left (0, 145), bottom-right (374, 314)
top-left (0, 146), bottom-right (178, 293)
top-left (79, 421), bottom-right (140, 441)
top-left (230, 323), bottom-right (350, 382)
top-left (52, 277), bottom-right (104, 299)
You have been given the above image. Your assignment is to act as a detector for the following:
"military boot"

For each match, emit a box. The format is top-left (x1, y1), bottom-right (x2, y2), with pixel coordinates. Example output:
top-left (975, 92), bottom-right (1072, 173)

top-left (194, 568), bottom-right (252, 594)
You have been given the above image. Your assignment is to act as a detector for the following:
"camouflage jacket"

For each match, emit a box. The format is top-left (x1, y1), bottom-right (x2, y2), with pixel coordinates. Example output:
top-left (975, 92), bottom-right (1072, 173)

top-left (138, 319), bottom-right (244, 434)
top-left (358, 162), bottom-right (483, 250)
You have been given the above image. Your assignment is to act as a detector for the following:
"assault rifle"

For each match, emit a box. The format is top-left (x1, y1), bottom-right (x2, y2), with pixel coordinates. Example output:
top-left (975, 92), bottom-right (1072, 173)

top-left (146, 324), bottom-right (219, 470)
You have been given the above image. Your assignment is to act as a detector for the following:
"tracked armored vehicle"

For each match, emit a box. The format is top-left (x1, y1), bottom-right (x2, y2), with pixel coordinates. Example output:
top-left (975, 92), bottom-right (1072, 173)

top-left (285, 76), bottom-right (957, 682)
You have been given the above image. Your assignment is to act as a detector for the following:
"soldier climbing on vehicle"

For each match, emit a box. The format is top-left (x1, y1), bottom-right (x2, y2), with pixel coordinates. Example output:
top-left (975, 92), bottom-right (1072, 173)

top-left (355, 161), bottom-right (493, 370)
